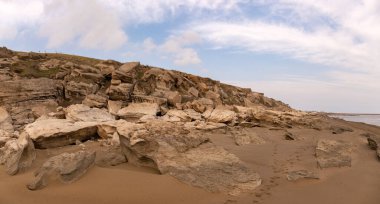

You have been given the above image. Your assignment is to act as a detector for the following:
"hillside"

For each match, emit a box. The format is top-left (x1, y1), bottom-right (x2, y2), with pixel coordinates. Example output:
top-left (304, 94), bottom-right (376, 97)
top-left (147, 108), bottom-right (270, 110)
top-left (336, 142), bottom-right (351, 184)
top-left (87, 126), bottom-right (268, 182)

top-left (1, 47), bottom-right (380, 204)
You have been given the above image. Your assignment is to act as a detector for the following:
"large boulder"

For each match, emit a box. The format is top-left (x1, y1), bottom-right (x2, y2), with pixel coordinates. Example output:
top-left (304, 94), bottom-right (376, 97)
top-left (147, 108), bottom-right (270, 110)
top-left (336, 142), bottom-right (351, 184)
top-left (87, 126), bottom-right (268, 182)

top-left (117, 103), bottom-right (160, 120)
top-left (316, 139), bottom-right (352, 168)
top-left (208, 108), bottom-right (237, 123)
top-left (24, 119), bottom-right (98, 149)
top-left (65, 104), bottom-right (114, 122)
top-left (118, 121), bottom-right (261, 195)
top-left (27, 151), bottom-right (96, 190)
top-left (0, 132), bottom-right (36, 175)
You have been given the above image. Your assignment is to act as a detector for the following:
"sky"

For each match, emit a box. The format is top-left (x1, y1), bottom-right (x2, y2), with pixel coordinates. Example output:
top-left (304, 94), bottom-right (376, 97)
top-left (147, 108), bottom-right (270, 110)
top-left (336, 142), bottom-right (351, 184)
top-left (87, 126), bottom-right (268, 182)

top-left (1, 0), bottom-right (380, 113)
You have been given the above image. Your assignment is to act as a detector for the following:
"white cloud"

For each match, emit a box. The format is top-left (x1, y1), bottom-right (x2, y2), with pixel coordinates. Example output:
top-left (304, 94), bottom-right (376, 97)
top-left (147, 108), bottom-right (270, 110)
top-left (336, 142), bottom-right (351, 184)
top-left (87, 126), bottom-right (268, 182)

top-left (142, 32), bottom-right (202, 66)
top-left (101, 0), bottom-right (243, 24)
top-left (39, 0), bottom-right (127, 50)
top-left (0, 0), bottom-right (44, 39)
top-left (232, 76), bottom-right (380, 113)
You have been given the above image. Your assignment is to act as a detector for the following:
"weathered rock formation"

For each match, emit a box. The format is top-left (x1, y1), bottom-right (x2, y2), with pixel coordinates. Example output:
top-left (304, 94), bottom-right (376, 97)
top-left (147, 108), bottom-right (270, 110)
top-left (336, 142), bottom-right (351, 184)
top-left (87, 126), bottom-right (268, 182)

top-left (0, 132), bottom-right (36, 175)
top-left (27, 151), bottom-right (96, 190)
top-left (118, 120), bottom-right (261, 195)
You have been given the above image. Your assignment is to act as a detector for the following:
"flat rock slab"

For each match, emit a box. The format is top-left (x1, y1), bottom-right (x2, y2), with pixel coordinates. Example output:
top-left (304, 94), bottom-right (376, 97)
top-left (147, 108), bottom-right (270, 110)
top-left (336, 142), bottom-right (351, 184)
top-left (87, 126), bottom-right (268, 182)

top-left (316, 139), bottom-right (352, 168)
top-left (25, 119), bottom-right (98, 149)
top-left (118, 120), bottom-right (261, 195)
top-left (27, 151), bottom-right (96, 190)
top-left (287, 170), bottom-right (319, 181)
top-left (65, 104), bottom-right (114, 122)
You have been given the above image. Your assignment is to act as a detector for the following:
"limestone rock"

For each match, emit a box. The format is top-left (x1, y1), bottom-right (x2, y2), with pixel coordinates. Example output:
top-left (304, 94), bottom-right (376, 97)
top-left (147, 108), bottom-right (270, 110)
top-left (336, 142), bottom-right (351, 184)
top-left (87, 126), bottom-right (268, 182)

top-left (107, 100), bottom-right (123, 115)
top-left (65, 81), bottom-right (99, 99)
top-left (112, 62), bottom-right (139, 83)
top-left (27, 151), bottom-right (96, 190)
top-left (287, 170), bottom-right (319, 181)
top-left (184, 121), bottom-right (227, 131)
top-left (107, 83), bottom-right (133, 101)
top-left (0, 132), bottom-right (36, 175)
top-left (165, 109), bottom-right (192, 122)
top-left (0, 78), bottom-right (61, 105)
top-left (316, 139), bottom-right (352, 168)
top-left (82, 94), bottom-right (108, 108)
top-left (65, 104), bottom-right (114, 122)
top-left (191, 98), bottom-right (214, 113)
top-left (188, 87), bottom-right (199, 97)
top-left (118, 121), bottom-right (261, 195)
top-left (24, 119), bottom-right (98, 149)
top-left (208, 108), bottom-right (237, 123)
top-left (38, 59), bottom-right (61, 71)
top-left (117, 103), bottom-right (160, 120)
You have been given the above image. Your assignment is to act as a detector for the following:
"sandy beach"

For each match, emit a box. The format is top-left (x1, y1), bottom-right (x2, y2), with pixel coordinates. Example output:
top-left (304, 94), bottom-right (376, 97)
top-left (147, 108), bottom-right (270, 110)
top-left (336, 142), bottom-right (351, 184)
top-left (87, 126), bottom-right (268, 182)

top-left (2, 117), bottom-right (379, 204)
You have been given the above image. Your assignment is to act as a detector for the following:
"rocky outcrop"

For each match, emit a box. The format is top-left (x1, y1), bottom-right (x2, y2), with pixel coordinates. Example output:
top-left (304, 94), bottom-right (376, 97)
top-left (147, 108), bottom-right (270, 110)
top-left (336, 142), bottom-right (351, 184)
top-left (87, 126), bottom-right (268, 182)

top-left (118, 120), bottom-right (261, 195)
top-left (117, 103), bottom-right (160, 120)
top-left (316, 139), bottom-right (352, 168)
top-left (0, 132), bottom-right (36, 175)
top-left (24, 119), bottom-right (98, 149)
top-left (27, 151), bottom-right (96, 190)
top-left (65, 104), bottom-right (114, 122)
top-left (0, 78), bottom-right (61, 105)
top-left (82, 94), bottom-right (108, 108)
top-left (208, 107), bottom-right (237, 123)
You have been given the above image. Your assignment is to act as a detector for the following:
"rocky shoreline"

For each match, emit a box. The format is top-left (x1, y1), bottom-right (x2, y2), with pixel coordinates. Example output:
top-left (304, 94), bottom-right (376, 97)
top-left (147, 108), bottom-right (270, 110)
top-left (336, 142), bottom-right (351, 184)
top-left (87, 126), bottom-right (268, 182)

top-left (1, 47), bottom-right (380, 204)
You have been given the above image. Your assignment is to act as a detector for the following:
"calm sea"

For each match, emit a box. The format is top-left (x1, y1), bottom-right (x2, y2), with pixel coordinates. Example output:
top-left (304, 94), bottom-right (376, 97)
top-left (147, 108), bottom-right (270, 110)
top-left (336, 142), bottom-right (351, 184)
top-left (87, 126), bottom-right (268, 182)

top-left (330, 114), bottom-right (380, 127)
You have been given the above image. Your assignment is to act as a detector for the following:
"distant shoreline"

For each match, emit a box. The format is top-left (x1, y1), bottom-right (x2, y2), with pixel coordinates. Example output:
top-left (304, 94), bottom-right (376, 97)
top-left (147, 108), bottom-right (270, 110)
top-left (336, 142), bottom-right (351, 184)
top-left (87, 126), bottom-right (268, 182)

top-left (326, 113), bottom-right (380, 116)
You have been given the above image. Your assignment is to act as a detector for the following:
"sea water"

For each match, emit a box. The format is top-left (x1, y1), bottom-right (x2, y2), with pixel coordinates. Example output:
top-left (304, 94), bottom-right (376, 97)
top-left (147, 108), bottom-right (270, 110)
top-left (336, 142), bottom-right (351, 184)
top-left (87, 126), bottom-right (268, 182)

top-left (330, 114), bottom-right (380, 127)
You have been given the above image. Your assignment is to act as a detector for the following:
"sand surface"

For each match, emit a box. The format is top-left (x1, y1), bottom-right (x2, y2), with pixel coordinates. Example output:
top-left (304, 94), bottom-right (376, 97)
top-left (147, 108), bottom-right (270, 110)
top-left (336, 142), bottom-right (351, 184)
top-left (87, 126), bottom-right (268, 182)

top-left (1, 119), bottom-right (380, 204)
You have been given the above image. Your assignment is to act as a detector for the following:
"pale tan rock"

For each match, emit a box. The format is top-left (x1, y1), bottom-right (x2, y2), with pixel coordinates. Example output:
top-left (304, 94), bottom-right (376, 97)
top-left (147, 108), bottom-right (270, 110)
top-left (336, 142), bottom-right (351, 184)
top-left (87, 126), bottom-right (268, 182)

top-left (165, 109), bottom-right (192, 122)
top-left (107, 100), bottom-right (123, 115)
top-left (118, 120), bottom-right (261, 195)
top-left (0, 132), bottom-right (36, 175)
top-left (82, 94), bottom-right (107, 108)
top-left (0, 107), bottom-right (13, 133)
top-left (188, 87), bottom-right (199, 97)
top-left (191, 98), bottom-right (214, 113)
top-left (25, 119), bottom-right (98, 149)
top-left (208, 108), bottom-right (237, 123)
top-left (65, 104), bottom-right (114, 122)
top-left (117, 103), bottom-right (160, 120)
top-left (27, 151), bottom-right (96, 190)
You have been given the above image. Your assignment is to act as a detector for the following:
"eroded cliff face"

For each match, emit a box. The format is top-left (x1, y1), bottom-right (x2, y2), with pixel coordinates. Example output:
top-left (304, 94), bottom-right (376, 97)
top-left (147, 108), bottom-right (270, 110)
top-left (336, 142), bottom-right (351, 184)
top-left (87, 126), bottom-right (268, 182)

top-left (0, 47), bottom-right (291, 129)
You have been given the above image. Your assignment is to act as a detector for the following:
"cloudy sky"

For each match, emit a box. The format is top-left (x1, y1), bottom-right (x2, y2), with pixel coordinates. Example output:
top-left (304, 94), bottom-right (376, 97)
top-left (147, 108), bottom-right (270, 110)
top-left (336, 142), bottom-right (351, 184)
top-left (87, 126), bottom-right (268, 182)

top-left (1, 0), bottom-right (379, 113)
